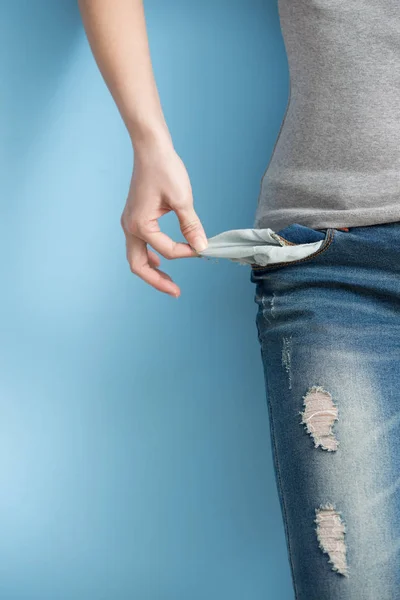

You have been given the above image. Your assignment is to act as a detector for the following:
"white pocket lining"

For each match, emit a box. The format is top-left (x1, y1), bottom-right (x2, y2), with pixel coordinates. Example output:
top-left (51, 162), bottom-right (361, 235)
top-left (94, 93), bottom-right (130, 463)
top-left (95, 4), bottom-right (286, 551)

top-left (196, 228), bottom-right (324, 267)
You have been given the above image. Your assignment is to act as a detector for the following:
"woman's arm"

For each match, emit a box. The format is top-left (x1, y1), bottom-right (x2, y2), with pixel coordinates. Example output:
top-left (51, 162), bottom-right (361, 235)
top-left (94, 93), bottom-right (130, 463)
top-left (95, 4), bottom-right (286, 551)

top-left (78, 0), bottom-right (208, 297)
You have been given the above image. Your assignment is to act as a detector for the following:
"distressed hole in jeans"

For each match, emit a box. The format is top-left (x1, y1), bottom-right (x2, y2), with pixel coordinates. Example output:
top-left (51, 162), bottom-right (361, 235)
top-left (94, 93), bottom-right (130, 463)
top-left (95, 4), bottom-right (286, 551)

top-left (299, 385), bottom-right (339, 451)
top-left (315, 504), bottom-right (349, 577)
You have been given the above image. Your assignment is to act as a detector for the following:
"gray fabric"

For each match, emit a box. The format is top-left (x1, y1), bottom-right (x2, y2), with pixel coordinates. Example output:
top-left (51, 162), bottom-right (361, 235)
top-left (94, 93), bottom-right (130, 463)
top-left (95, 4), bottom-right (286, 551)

top-left (253, 0), bottom-right (400, 231)
top-left (197, 228), bottom-right (324, 266)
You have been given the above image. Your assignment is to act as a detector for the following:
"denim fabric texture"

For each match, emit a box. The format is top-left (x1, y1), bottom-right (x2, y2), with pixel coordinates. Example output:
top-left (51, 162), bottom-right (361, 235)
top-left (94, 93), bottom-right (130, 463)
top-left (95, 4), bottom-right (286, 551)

top-left (250, 222), bottom-right (400, 599)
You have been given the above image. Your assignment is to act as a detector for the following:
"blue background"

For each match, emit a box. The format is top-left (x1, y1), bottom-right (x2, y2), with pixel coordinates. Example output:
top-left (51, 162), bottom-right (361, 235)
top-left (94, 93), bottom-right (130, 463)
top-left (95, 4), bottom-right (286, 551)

top-left (0, 1), bottom-right (293, 598)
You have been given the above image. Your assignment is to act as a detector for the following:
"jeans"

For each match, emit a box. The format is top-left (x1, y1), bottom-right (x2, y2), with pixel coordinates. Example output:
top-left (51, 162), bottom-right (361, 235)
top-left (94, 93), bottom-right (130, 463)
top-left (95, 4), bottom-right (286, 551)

top-left (198, 222), bottom-right (400, 597)
top-left (248, 222), bottom-right (400, 599)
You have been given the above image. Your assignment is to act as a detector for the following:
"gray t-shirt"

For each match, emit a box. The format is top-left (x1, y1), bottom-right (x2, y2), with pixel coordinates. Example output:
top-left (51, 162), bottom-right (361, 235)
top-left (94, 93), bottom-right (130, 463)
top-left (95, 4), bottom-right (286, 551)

top-left (253, 0), bottom-right (400, 231)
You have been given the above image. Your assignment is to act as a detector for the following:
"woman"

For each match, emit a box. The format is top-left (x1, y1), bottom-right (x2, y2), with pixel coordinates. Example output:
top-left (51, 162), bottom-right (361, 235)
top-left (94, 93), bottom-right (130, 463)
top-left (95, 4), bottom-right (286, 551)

top-left (78, 1), bottom-right (400, 598)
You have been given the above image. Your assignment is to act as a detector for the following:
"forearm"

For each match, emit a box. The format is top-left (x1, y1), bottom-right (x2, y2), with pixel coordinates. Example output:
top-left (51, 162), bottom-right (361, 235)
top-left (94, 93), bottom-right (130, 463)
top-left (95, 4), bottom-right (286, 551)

top-left (78, 0), bottom-right (171, 150)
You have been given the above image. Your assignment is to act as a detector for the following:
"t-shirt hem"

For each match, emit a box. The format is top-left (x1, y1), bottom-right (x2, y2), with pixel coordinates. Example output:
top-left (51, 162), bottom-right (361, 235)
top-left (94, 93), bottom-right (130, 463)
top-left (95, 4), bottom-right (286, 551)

top-left (253, 206), bottom-right (400, 231)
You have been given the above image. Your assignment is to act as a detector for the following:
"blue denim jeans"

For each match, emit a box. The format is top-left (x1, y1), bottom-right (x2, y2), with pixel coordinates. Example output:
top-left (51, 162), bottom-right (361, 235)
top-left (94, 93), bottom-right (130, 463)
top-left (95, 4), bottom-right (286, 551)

top-left (249, 222), bottom-right (400, 599)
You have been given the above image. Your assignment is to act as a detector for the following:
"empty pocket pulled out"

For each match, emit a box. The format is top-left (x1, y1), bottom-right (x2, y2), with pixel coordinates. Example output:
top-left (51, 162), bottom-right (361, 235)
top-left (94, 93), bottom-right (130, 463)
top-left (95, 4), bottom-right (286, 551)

top-left (196, 228), bottom-right (325, 267)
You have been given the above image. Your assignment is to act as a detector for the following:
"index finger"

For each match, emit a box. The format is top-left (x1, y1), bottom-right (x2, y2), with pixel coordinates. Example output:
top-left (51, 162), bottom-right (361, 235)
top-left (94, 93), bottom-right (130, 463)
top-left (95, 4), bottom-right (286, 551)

top-left (140, 228), bottom-right (199, 260)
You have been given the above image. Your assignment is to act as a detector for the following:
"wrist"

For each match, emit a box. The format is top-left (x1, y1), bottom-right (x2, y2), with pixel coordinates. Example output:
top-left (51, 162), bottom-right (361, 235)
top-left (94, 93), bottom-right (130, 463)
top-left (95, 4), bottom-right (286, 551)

top-left (127, 118), bottom-right (173, 153)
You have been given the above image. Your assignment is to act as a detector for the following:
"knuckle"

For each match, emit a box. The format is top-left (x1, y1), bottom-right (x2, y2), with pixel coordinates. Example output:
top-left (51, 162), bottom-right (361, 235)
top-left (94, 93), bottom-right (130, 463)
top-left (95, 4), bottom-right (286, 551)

top-left (131, 221), bottom-right (142, 236)
top-left (128, 260), bottom-right (139, 275)
top-left (159, 248), bottom-right (174, 260)
top-left (159, 242), bottom-right (176, 260)
top-left (121, 214), bottom-right (141, 236)
top-left (180, 219), bottom-right (200, 235)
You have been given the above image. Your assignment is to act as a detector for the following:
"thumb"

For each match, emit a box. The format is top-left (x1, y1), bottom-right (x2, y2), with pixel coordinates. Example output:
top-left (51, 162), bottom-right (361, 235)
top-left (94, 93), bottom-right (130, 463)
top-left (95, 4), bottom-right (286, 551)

top-left (175, 205), bottom-right (208, 253)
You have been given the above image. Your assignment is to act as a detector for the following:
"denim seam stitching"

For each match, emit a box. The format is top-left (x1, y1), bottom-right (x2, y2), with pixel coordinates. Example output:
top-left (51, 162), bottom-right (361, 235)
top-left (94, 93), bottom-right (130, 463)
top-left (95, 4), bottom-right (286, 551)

top-left (256, 314), bottom-right (299, 600)
top-left (274, 233), bottom-right (297, 246)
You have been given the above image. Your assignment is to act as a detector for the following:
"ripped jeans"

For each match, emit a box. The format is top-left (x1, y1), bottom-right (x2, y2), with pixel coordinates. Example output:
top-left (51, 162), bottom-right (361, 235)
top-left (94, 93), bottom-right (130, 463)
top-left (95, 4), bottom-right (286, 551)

top-left (199, 222), bottom-right (400, 599)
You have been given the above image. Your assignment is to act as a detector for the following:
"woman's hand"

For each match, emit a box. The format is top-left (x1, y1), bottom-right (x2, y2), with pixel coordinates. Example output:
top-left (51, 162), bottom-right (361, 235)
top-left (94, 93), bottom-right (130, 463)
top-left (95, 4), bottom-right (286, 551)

top-left (78, 0), bottom-right (207, 297)
top-left (121, 139), bottom-right (208, 297)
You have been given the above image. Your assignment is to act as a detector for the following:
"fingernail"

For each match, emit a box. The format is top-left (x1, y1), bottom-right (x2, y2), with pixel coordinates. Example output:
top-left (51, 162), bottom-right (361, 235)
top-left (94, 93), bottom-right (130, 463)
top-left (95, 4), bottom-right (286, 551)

top-left (193, 236), bottom-right (208, 252)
